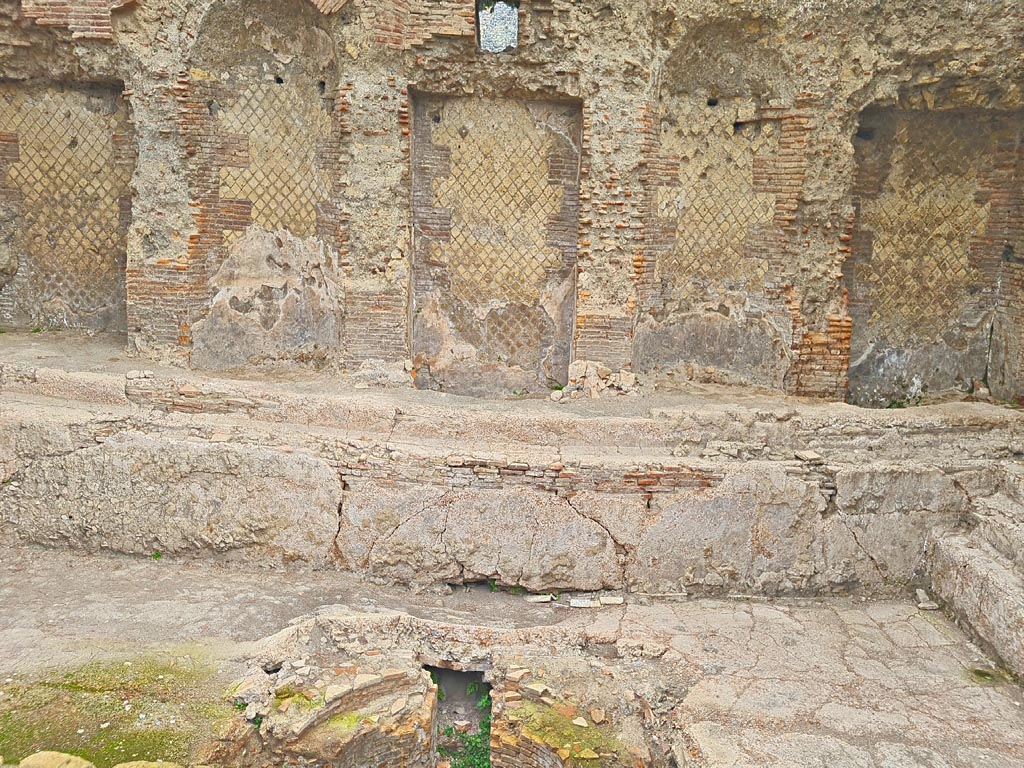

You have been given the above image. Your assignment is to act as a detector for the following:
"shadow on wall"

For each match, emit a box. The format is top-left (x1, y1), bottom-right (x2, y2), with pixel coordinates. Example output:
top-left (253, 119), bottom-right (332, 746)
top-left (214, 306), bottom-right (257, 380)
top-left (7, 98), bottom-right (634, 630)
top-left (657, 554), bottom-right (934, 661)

top-left (845, 107), bottom-right (1024, 407)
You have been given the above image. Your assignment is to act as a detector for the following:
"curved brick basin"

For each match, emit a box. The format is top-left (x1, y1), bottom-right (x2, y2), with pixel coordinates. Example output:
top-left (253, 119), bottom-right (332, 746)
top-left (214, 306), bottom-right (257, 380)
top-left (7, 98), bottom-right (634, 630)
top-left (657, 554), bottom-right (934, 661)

top-left (1, 550), bottom-right (1023, 767)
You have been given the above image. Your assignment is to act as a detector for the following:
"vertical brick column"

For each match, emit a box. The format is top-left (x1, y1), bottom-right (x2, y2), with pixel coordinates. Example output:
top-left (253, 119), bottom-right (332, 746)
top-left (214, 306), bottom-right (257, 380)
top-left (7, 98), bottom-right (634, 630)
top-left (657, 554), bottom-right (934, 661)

top-left (635, 101), bottom-right (677, 316)
top-left (342, 76), bottom-right (411, 365)
top-left (574, 95), bottom-right (643, 371)
top-left (767, 97), bottom-right (852, 400)
top-left (990, 120), bottom-right (1024, 401)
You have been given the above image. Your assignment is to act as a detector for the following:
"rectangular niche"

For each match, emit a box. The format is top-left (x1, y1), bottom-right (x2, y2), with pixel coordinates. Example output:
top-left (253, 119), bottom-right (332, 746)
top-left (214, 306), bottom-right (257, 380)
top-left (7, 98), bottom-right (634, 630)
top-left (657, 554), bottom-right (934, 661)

top-left (410, 93), bottom-right (582, 395)
top-left (181, 64), bottom-right (349, 370)
top-left (0, 81), bottom-right (134, 333)
top-left (845, 107), bottom-right (1023, 407)
top-left (633, 96), bottom-right (790, 391)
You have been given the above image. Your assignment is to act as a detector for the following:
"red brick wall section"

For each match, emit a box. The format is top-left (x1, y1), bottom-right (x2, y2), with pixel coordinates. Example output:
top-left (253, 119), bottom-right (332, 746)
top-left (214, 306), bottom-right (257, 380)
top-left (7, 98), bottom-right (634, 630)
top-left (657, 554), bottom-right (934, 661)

top-left (330, 727), bottom-right (429, 768)
top-left (491, 720), bottom-right (566, 768)
top-left (372, 0), bottom-right (476, 51)
top-left (20, 0), bottom-right (351, 41)
top-left (309, 0), bottom-right (350, 12)
top-left (575, 314), bottom-right (633, 370)
top-left (344, 288), bottom-right (409, 365)
top-left (492, 740), bottom-right (566, 768)
top-left (21, 0), bottom-right (115, 40)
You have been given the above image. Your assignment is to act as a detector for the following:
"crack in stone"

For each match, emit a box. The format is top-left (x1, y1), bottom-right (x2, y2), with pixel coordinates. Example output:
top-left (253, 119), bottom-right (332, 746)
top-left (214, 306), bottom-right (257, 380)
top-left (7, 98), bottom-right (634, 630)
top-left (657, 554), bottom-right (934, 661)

top-left (565, 493), bottom-right (629, 587)
top-left (329, 476), bottom-right (349, 566)
top-left (364, 489), bottom-right (450, 570)
top-left (840, 514), bottom-right (886, 579)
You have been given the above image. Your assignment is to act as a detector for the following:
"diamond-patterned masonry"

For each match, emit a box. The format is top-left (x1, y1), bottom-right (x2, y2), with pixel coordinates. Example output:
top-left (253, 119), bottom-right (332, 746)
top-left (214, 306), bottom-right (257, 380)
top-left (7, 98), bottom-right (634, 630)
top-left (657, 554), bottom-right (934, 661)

top-left (846, 108), bottom-right (1022, 406)
top-left (0, 82), bottom-right (134, 332)
top-left (218, 81), bottom-right (336, 246)
top-left (411, 95), bottom-right (582, 394)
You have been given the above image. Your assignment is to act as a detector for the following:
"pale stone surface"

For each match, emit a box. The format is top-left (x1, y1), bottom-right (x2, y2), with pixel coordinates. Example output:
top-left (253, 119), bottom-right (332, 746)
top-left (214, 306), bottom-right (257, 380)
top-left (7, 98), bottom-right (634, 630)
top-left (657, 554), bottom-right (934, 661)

top-left (339, 481), bottom-right (623, 591)
top-left (632, 466), bottom-right (828, 593)
top-left (2, 337), bottom-right (1024, 684)
top-left (1, 426), bottom-right (341, 566)
top-left (191, 230), bottom-right (344, 370)
top-left (18, 755), bottom-right (94, 768)
top-left (1, 549), bottom-right (1022, 767)
top-left (931, 534), bottom-right (1024, 679)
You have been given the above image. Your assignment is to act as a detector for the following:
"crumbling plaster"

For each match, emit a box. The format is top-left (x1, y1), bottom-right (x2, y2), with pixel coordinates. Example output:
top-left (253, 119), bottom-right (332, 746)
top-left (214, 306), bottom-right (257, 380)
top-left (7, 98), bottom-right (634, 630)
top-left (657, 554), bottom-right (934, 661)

top-left (0, 0), bottom-right (1021, 401)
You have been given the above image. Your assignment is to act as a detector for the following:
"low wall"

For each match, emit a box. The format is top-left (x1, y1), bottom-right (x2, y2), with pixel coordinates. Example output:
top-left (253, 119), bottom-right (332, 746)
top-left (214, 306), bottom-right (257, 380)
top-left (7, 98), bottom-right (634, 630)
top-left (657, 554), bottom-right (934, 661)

top-left (2, 358), bottom-right (1019, 598)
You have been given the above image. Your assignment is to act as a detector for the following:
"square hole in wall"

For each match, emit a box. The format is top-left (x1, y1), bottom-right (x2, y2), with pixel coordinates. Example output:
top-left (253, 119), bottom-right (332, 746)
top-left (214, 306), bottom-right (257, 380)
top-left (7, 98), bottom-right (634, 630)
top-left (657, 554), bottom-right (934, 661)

top-left (477, 0), bottom-right (519, 53)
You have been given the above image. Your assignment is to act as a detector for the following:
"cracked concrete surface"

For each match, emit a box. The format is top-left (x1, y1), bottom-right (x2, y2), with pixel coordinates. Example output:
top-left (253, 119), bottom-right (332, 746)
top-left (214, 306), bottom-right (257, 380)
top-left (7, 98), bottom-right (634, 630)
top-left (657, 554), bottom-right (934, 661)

top-left (2, 333), bottom-right (1023, 689)
top-left (0, 548), bottom-right (1022, 767)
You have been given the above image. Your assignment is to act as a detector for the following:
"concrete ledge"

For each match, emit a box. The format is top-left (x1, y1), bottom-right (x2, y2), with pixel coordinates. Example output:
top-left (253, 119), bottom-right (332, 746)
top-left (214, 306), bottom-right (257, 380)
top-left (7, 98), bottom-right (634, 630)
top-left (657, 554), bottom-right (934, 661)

top-left (931, 535), bottom-right (1024, 679)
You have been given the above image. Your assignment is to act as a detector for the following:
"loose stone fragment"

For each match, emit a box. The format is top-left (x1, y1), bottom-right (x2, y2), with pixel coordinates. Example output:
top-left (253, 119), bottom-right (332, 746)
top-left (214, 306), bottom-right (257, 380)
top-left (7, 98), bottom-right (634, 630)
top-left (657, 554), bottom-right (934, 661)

top-left (19, 755), bottom-right (95, 768)
top-left (795, 450), bottom-right (824, 464)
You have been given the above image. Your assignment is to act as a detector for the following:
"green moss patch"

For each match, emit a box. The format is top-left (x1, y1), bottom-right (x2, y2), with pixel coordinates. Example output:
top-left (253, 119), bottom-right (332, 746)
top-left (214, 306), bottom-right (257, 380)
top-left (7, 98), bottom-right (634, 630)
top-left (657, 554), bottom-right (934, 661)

top-left (506, 700), bottom-right (621, 764)
top-left (324, 710), bottom-right (379, 738)
top-left (965, 666), bottom-right (1011, 686)
top-left (0, 654), bottom-right (232, 767)
top-left (273, 685), bottom-right (320, 713)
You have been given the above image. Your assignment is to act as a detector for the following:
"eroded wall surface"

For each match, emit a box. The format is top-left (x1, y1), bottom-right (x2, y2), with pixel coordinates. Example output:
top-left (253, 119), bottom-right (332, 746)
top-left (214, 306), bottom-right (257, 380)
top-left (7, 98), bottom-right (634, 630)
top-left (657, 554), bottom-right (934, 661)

top-left (0, 81), bottom-right (133, 331)
top-left (846, 108), bottom-right (1024, 407)
top-left (411, 95), bottom-right (581, 392)
top-left (182, 0), bottom-right (350, 368)
top-left (0, 0), bottom-right (1021, 401)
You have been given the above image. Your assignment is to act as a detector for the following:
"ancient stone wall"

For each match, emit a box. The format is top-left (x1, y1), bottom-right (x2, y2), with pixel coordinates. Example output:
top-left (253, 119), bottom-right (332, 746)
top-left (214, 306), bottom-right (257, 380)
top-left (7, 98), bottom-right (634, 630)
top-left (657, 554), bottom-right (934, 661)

top-left (0, 80), bottom-right (134, 331)
top-left (411, 94), bottom-right (581, 392)
top-left (0, 0), bottom-right (1021, 402)
top-left (846, 107), bottom-right (1024, 407)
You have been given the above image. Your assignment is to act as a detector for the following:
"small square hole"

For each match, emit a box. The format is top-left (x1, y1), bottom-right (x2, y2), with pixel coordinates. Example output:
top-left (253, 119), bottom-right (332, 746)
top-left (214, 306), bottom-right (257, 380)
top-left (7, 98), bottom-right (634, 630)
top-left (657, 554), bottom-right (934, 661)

top-left (477, 0), bottom-right (519, 53)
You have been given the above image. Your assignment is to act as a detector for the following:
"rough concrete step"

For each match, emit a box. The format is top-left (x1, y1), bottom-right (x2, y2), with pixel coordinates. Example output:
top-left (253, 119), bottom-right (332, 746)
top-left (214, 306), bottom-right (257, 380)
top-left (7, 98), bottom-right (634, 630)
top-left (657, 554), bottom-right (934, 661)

top-left (1003, 464), bottom-right (1024, 505)
top-left (930, 534), bottom-right (1024, 679)
top-left (975, 495), bottom-right (1024, 570)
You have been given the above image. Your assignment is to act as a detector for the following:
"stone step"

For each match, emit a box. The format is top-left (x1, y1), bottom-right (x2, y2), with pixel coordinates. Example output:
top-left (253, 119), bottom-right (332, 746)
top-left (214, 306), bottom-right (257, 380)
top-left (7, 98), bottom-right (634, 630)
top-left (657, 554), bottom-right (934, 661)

top-left (2, 356), bottom-right (1023, 461)
top-left (930, 534), bottom-right (1024, 678)
top-left (975, 495), bottom-right (1024, 570)
top-left (1003, 464), bottom-right (1024, 506)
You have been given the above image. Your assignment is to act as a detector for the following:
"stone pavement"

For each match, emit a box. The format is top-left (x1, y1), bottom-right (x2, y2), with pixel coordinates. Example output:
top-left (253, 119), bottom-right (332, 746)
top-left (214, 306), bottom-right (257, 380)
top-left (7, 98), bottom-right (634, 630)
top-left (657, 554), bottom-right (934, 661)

top-left (0, 548), bottom-right (1021, 767)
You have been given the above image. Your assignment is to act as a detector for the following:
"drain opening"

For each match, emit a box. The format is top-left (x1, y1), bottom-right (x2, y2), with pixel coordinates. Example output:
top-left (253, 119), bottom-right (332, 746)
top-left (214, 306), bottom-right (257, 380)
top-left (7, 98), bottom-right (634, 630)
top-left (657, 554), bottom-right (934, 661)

top-left (425, 665), bottom-right (492, 766)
